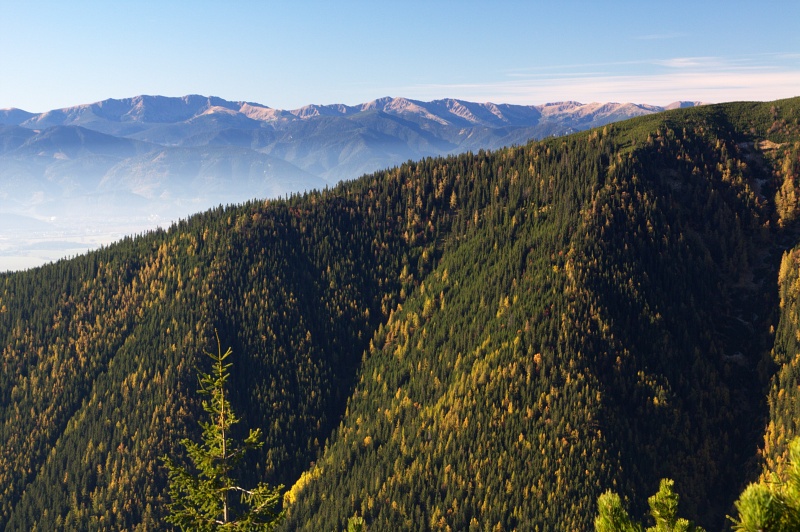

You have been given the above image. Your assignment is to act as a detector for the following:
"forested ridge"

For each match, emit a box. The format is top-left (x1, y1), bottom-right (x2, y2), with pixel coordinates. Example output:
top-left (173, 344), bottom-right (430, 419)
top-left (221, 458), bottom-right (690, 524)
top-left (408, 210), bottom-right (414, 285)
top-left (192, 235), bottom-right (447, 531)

top-left (1, 98), bottom-right (799, 530)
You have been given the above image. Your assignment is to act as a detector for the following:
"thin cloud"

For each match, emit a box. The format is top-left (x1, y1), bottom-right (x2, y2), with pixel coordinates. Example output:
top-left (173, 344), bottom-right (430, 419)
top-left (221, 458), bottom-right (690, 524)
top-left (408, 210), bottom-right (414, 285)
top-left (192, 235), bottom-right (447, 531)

top-left (654, 57), bottom-right (725, 69)
top-left (398, 68), bottom-right (800, 107)
top-left (506, 55), bottom-right (766, 81)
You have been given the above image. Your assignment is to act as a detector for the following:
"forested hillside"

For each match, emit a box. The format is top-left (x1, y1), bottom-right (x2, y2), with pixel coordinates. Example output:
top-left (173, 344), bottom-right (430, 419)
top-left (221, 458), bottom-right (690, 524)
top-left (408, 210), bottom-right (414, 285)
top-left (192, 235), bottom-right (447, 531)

top-left (1, 98), bottom-right (799, 530)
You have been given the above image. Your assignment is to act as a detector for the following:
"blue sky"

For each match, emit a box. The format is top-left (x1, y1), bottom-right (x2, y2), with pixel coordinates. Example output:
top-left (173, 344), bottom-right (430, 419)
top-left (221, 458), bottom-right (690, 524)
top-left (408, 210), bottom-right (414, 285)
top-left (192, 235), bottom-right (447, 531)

top-left (2, 0), bottom-right (799, 112)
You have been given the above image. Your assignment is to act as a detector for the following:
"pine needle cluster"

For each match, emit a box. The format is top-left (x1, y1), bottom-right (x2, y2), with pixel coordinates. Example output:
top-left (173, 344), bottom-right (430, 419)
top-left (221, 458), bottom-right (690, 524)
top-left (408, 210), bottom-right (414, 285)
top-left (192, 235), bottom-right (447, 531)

top-left (162, 336), bottom-right (284, 530)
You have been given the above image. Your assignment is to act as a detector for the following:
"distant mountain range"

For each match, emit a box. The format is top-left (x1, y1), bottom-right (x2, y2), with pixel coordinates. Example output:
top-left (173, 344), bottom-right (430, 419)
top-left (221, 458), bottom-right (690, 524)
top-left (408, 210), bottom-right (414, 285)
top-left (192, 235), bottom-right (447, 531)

top-left (0, 95), bottom-right (703, 270)
top-left (0, 94), bottom-right (705, 184)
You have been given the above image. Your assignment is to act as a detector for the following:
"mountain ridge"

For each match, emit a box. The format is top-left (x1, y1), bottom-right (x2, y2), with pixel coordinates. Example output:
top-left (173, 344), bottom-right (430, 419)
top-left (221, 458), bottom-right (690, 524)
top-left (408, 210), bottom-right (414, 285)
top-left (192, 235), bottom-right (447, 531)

top-left (0, 96), bottom-right (707, 185)
top-left (2, 95), bottom-right (705, 130)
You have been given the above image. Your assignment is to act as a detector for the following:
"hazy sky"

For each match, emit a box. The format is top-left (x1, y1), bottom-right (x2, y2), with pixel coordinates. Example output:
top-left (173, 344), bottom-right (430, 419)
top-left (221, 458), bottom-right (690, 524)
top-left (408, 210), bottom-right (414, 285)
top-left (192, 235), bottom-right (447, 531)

top-left (2, 0), bottom-right (799, 111)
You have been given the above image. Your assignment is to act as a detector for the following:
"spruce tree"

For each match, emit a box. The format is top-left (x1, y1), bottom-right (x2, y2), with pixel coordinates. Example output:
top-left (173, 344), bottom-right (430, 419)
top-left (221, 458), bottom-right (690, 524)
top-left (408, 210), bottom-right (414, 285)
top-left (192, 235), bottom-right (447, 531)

top-left (595, 491), bottom-right (642, 532)
top-left (162, 335), bottom-right (284, 530)
top-left (730, 438), bottom-right (800, 531)
top-left (595, 479), bottom-right (704, 532)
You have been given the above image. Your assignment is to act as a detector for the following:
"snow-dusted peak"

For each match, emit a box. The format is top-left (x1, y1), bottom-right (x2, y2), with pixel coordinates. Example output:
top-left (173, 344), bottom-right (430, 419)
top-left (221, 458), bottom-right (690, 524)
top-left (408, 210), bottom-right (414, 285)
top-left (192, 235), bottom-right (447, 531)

top-left (286, 102), bottom-right (359, 119)
top-left (444, 99), bottom-right (483, 123)
top-left (291, 105), bottom-right (326, 119)
top-left (238, 103), bottom-right (283, 121)
top-left (536, 101), bottom-right (665, 124)
top-left (7, 94), bottom-right (708, 142)
top-left (664, 101), bottom-right (706, 110)
top-left (360, 96), bottom-right (396, 111)
top-left (200, 106), bottom-right (240, 117)
top-left (538, 101), bottom-right (585, 113)
top-left (0, 108), bottom-right (36, 126)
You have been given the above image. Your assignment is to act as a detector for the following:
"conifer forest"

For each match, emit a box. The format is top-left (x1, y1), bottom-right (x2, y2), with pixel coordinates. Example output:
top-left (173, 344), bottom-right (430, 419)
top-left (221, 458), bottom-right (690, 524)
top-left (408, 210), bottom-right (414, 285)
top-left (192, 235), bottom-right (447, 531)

top-left (2, 98), bottom-right (800, 530)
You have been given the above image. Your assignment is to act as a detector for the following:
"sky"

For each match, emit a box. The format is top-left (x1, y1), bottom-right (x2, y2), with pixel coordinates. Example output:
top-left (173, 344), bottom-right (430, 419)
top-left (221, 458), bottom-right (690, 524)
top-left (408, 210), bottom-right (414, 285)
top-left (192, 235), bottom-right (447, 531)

top-left (1, 0), bottom-right (799, 112)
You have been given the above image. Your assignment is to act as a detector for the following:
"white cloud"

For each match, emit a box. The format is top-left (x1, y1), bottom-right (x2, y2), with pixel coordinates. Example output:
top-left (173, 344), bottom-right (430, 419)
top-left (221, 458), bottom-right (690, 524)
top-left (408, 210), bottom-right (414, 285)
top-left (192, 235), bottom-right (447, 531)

top-left (399, 60), bottom-right (800, 107)
top-left (654, 57), bottom-right (724, 69)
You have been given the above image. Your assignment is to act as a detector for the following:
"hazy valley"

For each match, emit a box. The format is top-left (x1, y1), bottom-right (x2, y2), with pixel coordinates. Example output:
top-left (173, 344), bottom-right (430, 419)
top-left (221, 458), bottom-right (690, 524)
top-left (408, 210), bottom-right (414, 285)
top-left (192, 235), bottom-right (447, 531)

top-left (0, 95), bottom-right (701, 271)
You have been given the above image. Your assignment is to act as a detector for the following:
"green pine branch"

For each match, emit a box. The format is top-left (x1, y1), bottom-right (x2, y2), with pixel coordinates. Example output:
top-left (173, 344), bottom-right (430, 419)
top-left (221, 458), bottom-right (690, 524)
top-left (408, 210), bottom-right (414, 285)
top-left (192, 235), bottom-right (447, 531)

top-left (162, 333), bottom-right (285, 530)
